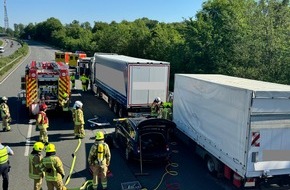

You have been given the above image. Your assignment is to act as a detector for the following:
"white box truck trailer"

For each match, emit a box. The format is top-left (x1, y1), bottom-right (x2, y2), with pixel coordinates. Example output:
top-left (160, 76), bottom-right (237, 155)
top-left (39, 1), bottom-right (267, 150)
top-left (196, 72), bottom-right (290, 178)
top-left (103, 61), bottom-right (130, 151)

top-left (173, 74), bottom-right (290, 188)
top-left (91, 53), bottom-right (170, 117)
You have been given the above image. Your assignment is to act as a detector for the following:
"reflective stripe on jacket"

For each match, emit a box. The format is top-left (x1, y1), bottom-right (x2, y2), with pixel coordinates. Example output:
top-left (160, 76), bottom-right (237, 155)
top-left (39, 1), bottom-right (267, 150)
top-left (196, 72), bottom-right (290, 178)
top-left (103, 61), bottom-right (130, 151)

top-left (29, 153), bottom-right (43, 179)
top-left (0, 146), bottom-right (9, 164)
top-left (41, 156), bottom-right (65, 181)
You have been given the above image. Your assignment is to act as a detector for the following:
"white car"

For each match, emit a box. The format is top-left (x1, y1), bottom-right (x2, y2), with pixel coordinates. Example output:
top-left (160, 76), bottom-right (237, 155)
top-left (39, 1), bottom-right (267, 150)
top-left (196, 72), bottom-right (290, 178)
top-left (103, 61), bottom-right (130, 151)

top-left (0, 47), bottom-right (4, 53)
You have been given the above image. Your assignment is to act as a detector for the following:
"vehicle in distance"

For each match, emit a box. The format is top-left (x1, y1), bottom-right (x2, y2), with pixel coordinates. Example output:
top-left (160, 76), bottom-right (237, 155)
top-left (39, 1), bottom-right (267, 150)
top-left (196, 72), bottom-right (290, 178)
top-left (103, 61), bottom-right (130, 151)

top-left (0, 47), bottom-right (4, 53)
top-left (114, 117), bottom-right (176, 162)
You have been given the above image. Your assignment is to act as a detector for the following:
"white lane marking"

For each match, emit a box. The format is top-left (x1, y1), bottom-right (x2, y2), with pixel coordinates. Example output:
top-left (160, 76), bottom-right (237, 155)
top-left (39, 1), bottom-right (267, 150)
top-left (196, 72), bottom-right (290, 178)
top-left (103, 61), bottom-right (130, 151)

top-left (24, 119), bottom-right (34, 156)
top-left (71, 93), bottom-right (82, 97)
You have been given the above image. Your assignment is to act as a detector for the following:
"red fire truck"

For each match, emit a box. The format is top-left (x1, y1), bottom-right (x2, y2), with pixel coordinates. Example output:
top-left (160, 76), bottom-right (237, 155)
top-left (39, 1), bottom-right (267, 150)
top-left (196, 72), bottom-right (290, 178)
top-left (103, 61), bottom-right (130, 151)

top-left (20, 61), bottom-right (71, 116)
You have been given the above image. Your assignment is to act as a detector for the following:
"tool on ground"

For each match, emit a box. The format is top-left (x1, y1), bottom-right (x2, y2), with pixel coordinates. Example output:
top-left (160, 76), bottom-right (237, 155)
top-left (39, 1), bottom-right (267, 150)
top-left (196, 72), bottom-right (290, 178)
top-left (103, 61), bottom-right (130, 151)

top-left (87, 115), bottom-right (110, 127)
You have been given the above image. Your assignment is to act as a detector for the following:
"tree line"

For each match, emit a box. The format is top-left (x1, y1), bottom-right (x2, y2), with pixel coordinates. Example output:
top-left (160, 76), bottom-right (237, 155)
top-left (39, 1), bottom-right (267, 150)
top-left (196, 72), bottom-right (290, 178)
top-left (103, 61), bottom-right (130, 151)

top-left (4, 0), bottom-right (290, 88)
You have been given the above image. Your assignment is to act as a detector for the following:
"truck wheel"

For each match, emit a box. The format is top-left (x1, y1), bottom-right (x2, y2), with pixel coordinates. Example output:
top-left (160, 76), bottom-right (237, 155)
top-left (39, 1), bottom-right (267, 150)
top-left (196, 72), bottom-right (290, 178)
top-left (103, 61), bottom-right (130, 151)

top-left (206, 156), bottom-right (216, 174)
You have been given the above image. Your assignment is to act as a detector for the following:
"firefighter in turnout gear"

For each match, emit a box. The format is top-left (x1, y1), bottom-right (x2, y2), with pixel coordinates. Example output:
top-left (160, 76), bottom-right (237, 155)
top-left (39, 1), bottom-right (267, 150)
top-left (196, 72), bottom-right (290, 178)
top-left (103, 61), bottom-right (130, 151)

top-left (0, 139), bottom-right (14, 190)
top-left (29, 142), bottom-right (45, 190)
top-left (73, 101), bottom-right (85, 138)
top-left (80, 74), bottom-right (89, 91)
top-left (159, 102), bottom-right (173, 120)
top-left (0, 96), bottom-right (11, 131)
top-left (40, 143), bottom-right (67, 190)
top-left (88, 131), bottom-right (111, 190)
top-left (36, 104), bottom-right (49, 145)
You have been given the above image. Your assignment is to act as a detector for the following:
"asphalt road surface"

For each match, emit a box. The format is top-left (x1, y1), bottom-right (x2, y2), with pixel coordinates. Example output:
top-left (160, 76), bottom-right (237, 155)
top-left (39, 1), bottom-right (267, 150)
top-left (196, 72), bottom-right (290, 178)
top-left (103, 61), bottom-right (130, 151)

top-left (0, 38), bottom-right (21, 57)
top-left (0, 41), bottom-right (239, 190)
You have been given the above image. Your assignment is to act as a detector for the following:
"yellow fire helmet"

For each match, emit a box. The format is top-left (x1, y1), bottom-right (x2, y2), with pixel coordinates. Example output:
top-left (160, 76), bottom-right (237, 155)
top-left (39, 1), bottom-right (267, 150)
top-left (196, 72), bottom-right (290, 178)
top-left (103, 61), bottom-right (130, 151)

top-left (45, 143), bottom-right (56, 153)
top-left (95, 131), bottom-right (104, 141)
top-left (33, 142), bottom-right (44, 152)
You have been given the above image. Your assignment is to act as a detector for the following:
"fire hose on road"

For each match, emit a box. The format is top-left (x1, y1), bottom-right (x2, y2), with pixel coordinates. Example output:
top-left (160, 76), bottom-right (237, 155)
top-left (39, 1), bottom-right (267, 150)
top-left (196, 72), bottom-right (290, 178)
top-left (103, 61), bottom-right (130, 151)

top-left (65, 138), bottom-right (93, 190)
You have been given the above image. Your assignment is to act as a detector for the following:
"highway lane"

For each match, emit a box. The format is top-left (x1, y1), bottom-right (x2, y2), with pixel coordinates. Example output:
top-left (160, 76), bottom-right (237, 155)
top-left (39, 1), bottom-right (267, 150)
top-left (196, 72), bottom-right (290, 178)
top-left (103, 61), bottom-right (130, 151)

top-left (0, 41), bottom-right (237, 190)
top-left (0, 38), bottom-right (22, 57)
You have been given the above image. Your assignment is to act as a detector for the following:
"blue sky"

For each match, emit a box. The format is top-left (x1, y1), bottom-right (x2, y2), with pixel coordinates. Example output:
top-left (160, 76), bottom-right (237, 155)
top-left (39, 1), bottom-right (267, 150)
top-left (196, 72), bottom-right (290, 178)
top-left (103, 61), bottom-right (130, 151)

top-left (3, 0), bottom-right (205, 27)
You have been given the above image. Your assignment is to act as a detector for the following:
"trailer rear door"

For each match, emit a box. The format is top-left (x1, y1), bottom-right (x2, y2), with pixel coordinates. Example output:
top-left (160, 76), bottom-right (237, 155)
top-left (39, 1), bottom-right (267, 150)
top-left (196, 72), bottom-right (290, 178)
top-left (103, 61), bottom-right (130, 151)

top-left (128, 65), bottom-right (169, 106)
top-left (247, 97), bottom-right (290, 177)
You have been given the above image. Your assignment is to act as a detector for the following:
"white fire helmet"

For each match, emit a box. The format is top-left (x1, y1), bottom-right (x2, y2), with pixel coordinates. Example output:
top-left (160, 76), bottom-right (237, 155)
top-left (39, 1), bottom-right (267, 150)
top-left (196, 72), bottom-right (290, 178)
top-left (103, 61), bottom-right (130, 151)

top-left (74, 100), bottom-right (83, 108)
top-left (154, 97), bottom-right (161, 103)
top-left (2, 96), bottom-right (8, 101)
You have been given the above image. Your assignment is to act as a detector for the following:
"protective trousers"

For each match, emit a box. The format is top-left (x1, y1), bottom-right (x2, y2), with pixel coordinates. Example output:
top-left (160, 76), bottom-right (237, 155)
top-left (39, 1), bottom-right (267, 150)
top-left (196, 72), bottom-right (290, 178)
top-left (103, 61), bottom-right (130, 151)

top-left (33, 178), bottom-right (43, 190)
top-left (0, 162), bottom-right (9, 190)
top-left (74, 124), bottom-right (85, 138)
top-left (1, 117), bottom-right (10, 131)
top-left (39, 128), bottom-right (48, 143)
top-left (46, 180), bottom-right (67, 190)
top-left (91, 165), bottom-right (108, 190)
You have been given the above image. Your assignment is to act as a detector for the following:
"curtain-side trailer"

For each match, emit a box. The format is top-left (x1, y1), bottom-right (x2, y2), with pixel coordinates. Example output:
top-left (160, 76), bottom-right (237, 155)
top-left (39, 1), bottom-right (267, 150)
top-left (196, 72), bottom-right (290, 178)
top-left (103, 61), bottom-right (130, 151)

top-left (173, 74), bottom-right (290, 188)
top-left (91, 54), bottom-right (170, 117)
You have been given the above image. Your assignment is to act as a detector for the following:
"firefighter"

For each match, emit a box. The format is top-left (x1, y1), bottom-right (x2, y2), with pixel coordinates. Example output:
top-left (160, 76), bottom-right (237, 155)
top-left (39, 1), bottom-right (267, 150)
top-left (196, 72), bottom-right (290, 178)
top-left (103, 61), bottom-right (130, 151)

top-left (150, 97), bottom-right (162, 117)
top-left (0, 139), bottom-right (14, 190)
top-left (36, 104), bottom-right (49, 145)
top-left (80, 74), bottom-right (89, 91)
top-left (0, 96), bottom-right (11, 131)
top-left (70, 72), bottom-right (76, 90)
top-left (40, 143), bottom-right (67, 190)
top-left (60, 93), bottom-right (69, 112)
top-left (29, 142), bottom-right (45, 190)
top-left (160, 102), bottom-right (173, 120)
top-left (88, 131), bottom-right (111, 190)
top-left (73, 101), bottom-right (85, 139)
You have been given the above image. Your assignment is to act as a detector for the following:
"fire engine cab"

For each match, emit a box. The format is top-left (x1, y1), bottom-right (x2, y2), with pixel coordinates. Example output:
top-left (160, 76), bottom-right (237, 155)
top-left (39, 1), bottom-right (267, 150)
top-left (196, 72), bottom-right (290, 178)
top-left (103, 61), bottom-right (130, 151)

top-left (55, 51), bottom-right (87, 68)
top-left (20, 61), bottom-right (71, 116)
